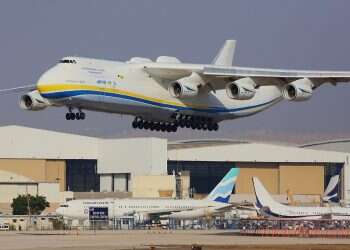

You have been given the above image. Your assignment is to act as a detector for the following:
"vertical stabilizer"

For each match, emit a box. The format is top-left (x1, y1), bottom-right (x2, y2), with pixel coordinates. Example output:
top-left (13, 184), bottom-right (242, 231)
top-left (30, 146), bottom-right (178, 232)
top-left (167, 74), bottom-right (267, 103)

top-left (323, 175), bottom-right (340, 203)
top-left (212, 40), bottom-right (236, 66)
top-left (207, 168), bottom-right (239, 203)
top-left (252, 177), bottom-right (282, 210)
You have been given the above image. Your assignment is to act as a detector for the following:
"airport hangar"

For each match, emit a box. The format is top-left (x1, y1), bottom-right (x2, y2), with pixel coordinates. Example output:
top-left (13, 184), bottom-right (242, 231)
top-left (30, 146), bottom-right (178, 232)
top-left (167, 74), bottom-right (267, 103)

top-left (0, 125), bottom-right (349, 213)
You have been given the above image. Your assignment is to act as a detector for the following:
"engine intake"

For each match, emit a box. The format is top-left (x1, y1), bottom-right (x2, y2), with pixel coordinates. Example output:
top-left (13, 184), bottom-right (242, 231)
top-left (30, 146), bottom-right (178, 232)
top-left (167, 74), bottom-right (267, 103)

top-left (169, 81), bottom-right (199, 98)
top-left (226, 78), bottom-right (256, 100)
top-left (20, 90), bottom-right (49, 111)
top-left (282, 78), bottom-right (313, 101)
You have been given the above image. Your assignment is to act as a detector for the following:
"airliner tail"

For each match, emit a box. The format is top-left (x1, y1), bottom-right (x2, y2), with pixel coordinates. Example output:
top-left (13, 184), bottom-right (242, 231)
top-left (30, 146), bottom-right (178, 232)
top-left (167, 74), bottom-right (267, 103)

top-left (252, 177), bottom-right (281, 210)
top-left (206, 168), bottom-right (239, 203)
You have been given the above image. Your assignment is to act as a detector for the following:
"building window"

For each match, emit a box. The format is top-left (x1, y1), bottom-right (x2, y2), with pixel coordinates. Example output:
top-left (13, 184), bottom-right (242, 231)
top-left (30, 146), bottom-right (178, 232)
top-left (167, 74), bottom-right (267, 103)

top-left (66, 160), bottom-right (99, 192)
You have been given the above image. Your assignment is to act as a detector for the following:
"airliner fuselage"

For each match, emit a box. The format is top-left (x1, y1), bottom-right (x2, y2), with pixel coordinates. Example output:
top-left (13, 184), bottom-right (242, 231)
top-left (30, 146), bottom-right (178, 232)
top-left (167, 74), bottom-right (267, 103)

top-left (24, 56), bottom-right (282, 132)
top-left (14, 40), bottom-right (350, 132)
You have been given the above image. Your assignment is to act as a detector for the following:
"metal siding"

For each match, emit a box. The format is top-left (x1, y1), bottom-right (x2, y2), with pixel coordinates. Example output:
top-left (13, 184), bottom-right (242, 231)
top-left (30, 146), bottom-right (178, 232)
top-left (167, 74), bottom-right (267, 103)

top-left (279, 164), bottom-right (324, 195)
top-left (235, 163), bottom-right (279, 194)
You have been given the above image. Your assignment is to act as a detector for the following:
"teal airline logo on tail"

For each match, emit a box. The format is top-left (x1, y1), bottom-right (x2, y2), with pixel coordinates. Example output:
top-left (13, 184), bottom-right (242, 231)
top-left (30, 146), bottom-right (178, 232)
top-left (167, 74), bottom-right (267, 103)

top-left (207, 168), bottom-right (239, 203)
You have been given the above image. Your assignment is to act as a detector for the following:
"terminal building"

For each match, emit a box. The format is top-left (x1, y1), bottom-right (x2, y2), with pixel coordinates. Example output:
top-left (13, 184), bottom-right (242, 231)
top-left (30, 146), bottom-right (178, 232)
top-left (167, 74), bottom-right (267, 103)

top-left (0, 125), bottom-right (349, 214)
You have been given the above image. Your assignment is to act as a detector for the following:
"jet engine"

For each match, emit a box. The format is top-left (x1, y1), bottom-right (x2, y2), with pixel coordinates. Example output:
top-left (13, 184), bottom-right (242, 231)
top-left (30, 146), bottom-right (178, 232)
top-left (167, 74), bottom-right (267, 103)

top-left (168, 73), bottom-right (203, 98)
top-left (168, 81), bottom-right (199, 98)
top-left (133, 212), bottom-right (150, 223)
top-left (19, 90), bottom-right (49, 111)
top-left (226, 78), bottom-right (256, 100)
top-left (282, 78), bottom-right (313, 101)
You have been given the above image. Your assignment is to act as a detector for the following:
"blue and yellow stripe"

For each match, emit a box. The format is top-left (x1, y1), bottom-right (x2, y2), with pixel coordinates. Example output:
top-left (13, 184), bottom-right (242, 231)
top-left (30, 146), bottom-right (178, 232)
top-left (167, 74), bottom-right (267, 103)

top-left (38, 84), bottom-right (279, 113)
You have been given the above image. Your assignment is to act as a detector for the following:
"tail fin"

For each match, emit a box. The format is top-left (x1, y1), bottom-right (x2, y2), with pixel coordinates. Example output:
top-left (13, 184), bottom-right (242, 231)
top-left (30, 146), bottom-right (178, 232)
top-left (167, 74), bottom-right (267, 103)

top-left (252, 177), bottom-right (282, 210)
top-left (323, 175), bottom-right (340, 203)
top-left (207, 168), bottom-right (239, 203)
top-left (212, 39), bottom-right (236, 66)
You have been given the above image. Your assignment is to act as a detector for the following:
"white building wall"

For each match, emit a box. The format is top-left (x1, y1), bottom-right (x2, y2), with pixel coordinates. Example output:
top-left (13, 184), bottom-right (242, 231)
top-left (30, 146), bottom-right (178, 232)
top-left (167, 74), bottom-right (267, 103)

top-left (0, 126), bottom-right (98, 159)
top-left (99, 175), bottom-right (112, 192)
top-left (38, 183), bottom-right (60, 203)
top-left (0, 184), bottom-right (37, 203)
top-left (97, 137), bottom-right (167, 175)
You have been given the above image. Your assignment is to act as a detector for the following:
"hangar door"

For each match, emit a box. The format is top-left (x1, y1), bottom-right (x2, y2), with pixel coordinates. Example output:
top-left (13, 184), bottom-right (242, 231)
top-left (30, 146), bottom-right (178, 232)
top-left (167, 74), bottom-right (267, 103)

top-left (235, 163), bottom-right (279, 194)
top-left (279, 164), bottom-right (324, 195)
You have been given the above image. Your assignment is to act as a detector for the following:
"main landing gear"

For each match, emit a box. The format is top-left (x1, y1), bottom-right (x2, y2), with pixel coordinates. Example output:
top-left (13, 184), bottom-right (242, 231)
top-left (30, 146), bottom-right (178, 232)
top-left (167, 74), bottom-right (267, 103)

top-left (131, 115), bottom-right (219, 133)
top-left (65, 108), bottom-right (86, 121)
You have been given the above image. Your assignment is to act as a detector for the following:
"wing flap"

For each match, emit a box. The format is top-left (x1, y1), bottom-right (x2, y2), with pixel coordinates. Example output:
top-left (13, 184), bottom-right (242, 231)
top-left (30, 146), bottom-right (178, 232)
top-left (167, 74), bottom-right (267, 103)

top-left (204, 66), bottom-right (350, 80)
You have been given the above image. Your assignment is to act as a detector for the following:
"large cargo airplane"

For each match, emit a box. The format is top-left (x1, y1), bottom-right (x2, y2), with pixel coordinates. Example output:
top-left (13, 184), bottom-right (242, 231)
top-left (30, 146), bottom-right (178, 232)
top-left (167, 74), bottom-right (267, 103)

top-left (55, 168), bottom-right (239, 221)
top-left (252, 177), bottom-right (350, 220)
top-left (2, 40), bottom-right (350, 132)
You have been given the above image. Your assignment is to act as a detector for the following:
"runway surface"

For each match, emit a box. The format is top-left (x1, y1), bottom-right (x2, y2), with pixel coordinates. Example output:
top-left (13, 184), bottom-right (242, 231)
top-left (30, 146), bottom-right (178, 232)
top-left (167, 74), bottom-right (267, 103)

top-left (1, 230), bottom-right (350, 250)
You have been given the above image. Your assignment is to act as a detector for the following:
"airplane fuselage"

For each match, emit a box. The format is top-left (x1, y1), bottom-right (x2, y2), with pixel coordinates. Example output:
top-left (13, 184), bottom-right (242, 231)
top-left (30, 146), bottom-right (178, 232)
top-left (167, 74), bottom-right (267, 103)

top-left (34, 57), bottom-right (282, 126)
top-left (56, 198), bottom-right (223, 220)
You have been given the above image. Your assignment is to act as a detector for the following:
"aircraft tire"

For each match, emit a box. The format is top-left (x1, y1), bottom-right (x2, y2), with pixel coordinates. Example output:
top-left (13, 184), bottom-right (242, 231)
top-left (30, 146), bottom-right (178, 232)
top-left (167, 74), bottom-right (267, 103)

top-left (132, 121), bottom-right (138, 129)
top-left (144, 122), bottom-right (150, 130)
top-left (138, 122), bottom-right (144, 129)
top-left (80, 112), bottom-right (86, 120)
top-left (65, 113), bottom-right (71, 120)
top-left (160, 124), bottom-right (166, 132)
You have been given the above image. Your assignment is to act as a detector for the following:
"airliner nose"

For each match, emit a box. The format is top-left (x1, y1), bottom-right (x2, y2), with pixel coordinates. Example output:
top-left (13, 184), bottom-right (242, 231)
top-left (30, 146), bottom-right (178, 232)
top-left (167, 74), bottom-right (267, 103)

top-left (56, 207), bottom-right (64, 216)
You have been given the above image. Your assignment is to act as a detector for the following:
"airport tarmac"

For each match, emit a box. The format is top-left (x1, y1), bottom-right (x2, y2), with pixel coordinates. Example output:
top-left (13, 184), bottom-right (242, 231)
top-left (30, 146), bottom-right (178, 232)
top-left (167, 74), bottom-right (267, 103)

top-left (1, 230), bottom-right (350, 250)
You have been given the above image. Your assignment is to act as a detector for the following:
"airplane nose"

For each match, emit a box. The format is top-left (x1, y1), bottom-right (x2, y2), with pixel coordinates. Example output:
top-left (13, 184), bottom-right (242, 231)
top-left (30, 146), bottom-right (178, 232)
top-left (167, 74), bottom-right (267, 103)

top-left (56, 207), bottom-right (64, 216)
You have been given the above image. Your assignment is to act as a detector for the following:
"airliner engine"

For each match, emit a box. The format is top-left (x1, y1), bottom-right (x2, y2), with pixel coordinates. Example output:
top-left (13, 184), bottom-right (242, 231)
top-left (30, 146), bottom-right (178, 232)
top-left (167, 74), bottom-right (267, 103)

top-left (168, 81), bottom-right (199, 98)
top-left (282, 78), bottom-right (313, 101)
top-left (226, 78), bottom-right (256, 100)
top-left (168, 72), bottom-right (204, 98)
top-left (133, 212), bottom-right (150, 223)
top-left (20, 90), bottom-right (49, 111)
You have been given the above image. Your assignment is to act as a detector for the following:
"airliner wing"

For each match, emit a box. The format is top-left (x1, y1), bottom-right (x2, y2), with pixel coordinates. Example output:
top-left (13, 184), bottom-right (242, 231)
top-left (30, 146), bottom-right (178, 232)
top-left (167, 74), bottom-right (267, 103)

top-left (0, 85), bottom-right (36, 94)
top-left (144, 63), bottom-right (350, 89)
top-left (203, 66), bottom-right (350, 86)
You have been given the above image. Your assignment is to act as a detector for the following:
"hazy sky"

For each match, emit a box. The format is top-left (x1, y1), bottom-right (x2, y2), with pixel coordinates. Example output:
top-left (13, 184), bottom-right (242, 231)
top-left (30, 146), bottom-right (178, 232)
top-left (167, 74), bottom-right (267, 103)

top-left (1, 0), bottom-right (350, 141)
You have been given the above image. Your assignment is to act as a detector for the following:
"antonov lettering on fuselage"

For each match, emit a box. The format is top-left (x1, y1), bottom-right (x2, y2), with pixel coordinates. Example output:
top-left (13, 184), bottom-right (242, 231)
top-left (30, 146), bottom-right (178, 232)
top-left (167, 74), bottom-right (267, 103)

top-left (56, 168), bottom-right (239, 221)
top-left (3, 39), bottom-right (350, 133)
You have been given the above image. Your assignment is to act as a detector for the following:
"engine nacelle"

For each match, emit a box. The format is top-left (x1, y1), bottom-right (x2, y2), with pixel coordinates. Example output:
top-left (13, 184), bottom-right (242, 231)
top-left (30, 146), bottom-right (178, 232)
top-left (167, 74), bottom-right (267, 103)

top-left (19, 90), bottom-right (49, 111)
top-left (282, 78), bottom-right (313, 101)
top-left (133, 212), bottom-right (150, 223)
top-left (226, 78), bottom-right (256, 100)
top-left (168, 81), bottom-right (199, 98)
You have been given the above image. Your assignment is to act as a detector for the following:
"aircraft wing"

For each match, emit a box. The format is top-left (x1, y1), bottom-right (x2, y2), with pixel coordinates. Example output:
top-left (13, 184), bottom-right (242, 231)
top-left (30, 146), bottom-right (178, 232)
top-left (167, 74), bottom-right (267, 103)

top-left (143, 63), bottom-right (350, 89)
top-left (0, 85), bottom-right (36, 94)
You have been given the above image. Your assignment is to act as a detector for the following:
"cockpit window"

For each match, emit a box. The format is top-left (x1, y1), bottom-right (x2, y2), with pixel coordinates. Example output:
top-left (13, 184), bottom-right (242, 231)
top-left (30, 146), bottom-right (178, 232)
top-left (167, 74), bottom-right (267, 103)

top-left (60, 204), bottom-right (69, 208)
top-left (59, 59), bottom-right (77, 64)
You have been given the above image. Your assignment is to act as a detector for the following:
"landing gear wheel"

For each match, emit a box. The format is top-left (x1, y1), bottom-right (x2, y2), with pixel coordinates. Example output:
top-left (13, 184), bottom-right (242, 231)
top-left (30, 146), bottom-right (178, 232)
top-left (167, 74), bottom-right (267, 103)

top-left (160, 124), bottom-right (166, 132)
top-left (65, 113), bottom-right (71, 120)
top-left (70, 113), bottom-right (76, 120)
top-left (132, 121), bottom-right (138, 129)
top-left (80, 112), bottom-right (86, 120)
top-left (76, 113), bottom-right (81, 120)
top-left (213, 123), bottom-right (219, 131)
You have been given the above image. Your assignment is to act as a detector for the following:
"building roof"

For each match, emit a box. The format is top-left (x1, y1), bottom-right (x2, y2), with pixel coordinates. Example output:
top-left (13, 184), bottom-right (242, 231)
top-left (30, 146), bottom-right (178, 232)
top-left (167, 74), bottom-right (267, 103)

top-left (0, 125), bottom-right (348, 164)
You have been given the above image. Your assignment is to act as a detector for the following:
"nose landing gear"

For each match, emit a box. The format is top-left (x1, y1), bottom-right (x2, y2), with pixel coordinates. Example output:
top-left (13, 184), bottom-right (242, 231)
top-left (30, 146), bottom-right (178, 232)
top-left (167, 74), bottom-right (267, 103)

top-left (65, 108), bottom-right (86, 121)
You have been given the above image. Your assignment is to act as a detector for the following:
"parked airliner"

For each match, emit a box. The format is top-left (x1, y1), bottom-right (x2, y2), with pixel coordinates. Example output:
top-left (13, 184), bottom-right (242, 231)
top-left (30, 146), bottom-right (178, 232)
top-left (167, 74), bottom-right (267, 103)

top-left (3, 40), bottom-right (350, 132)
top-left (253, 177), bottom-right (350, 220)
top-left (56, 168), bottom-right (239, 221)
